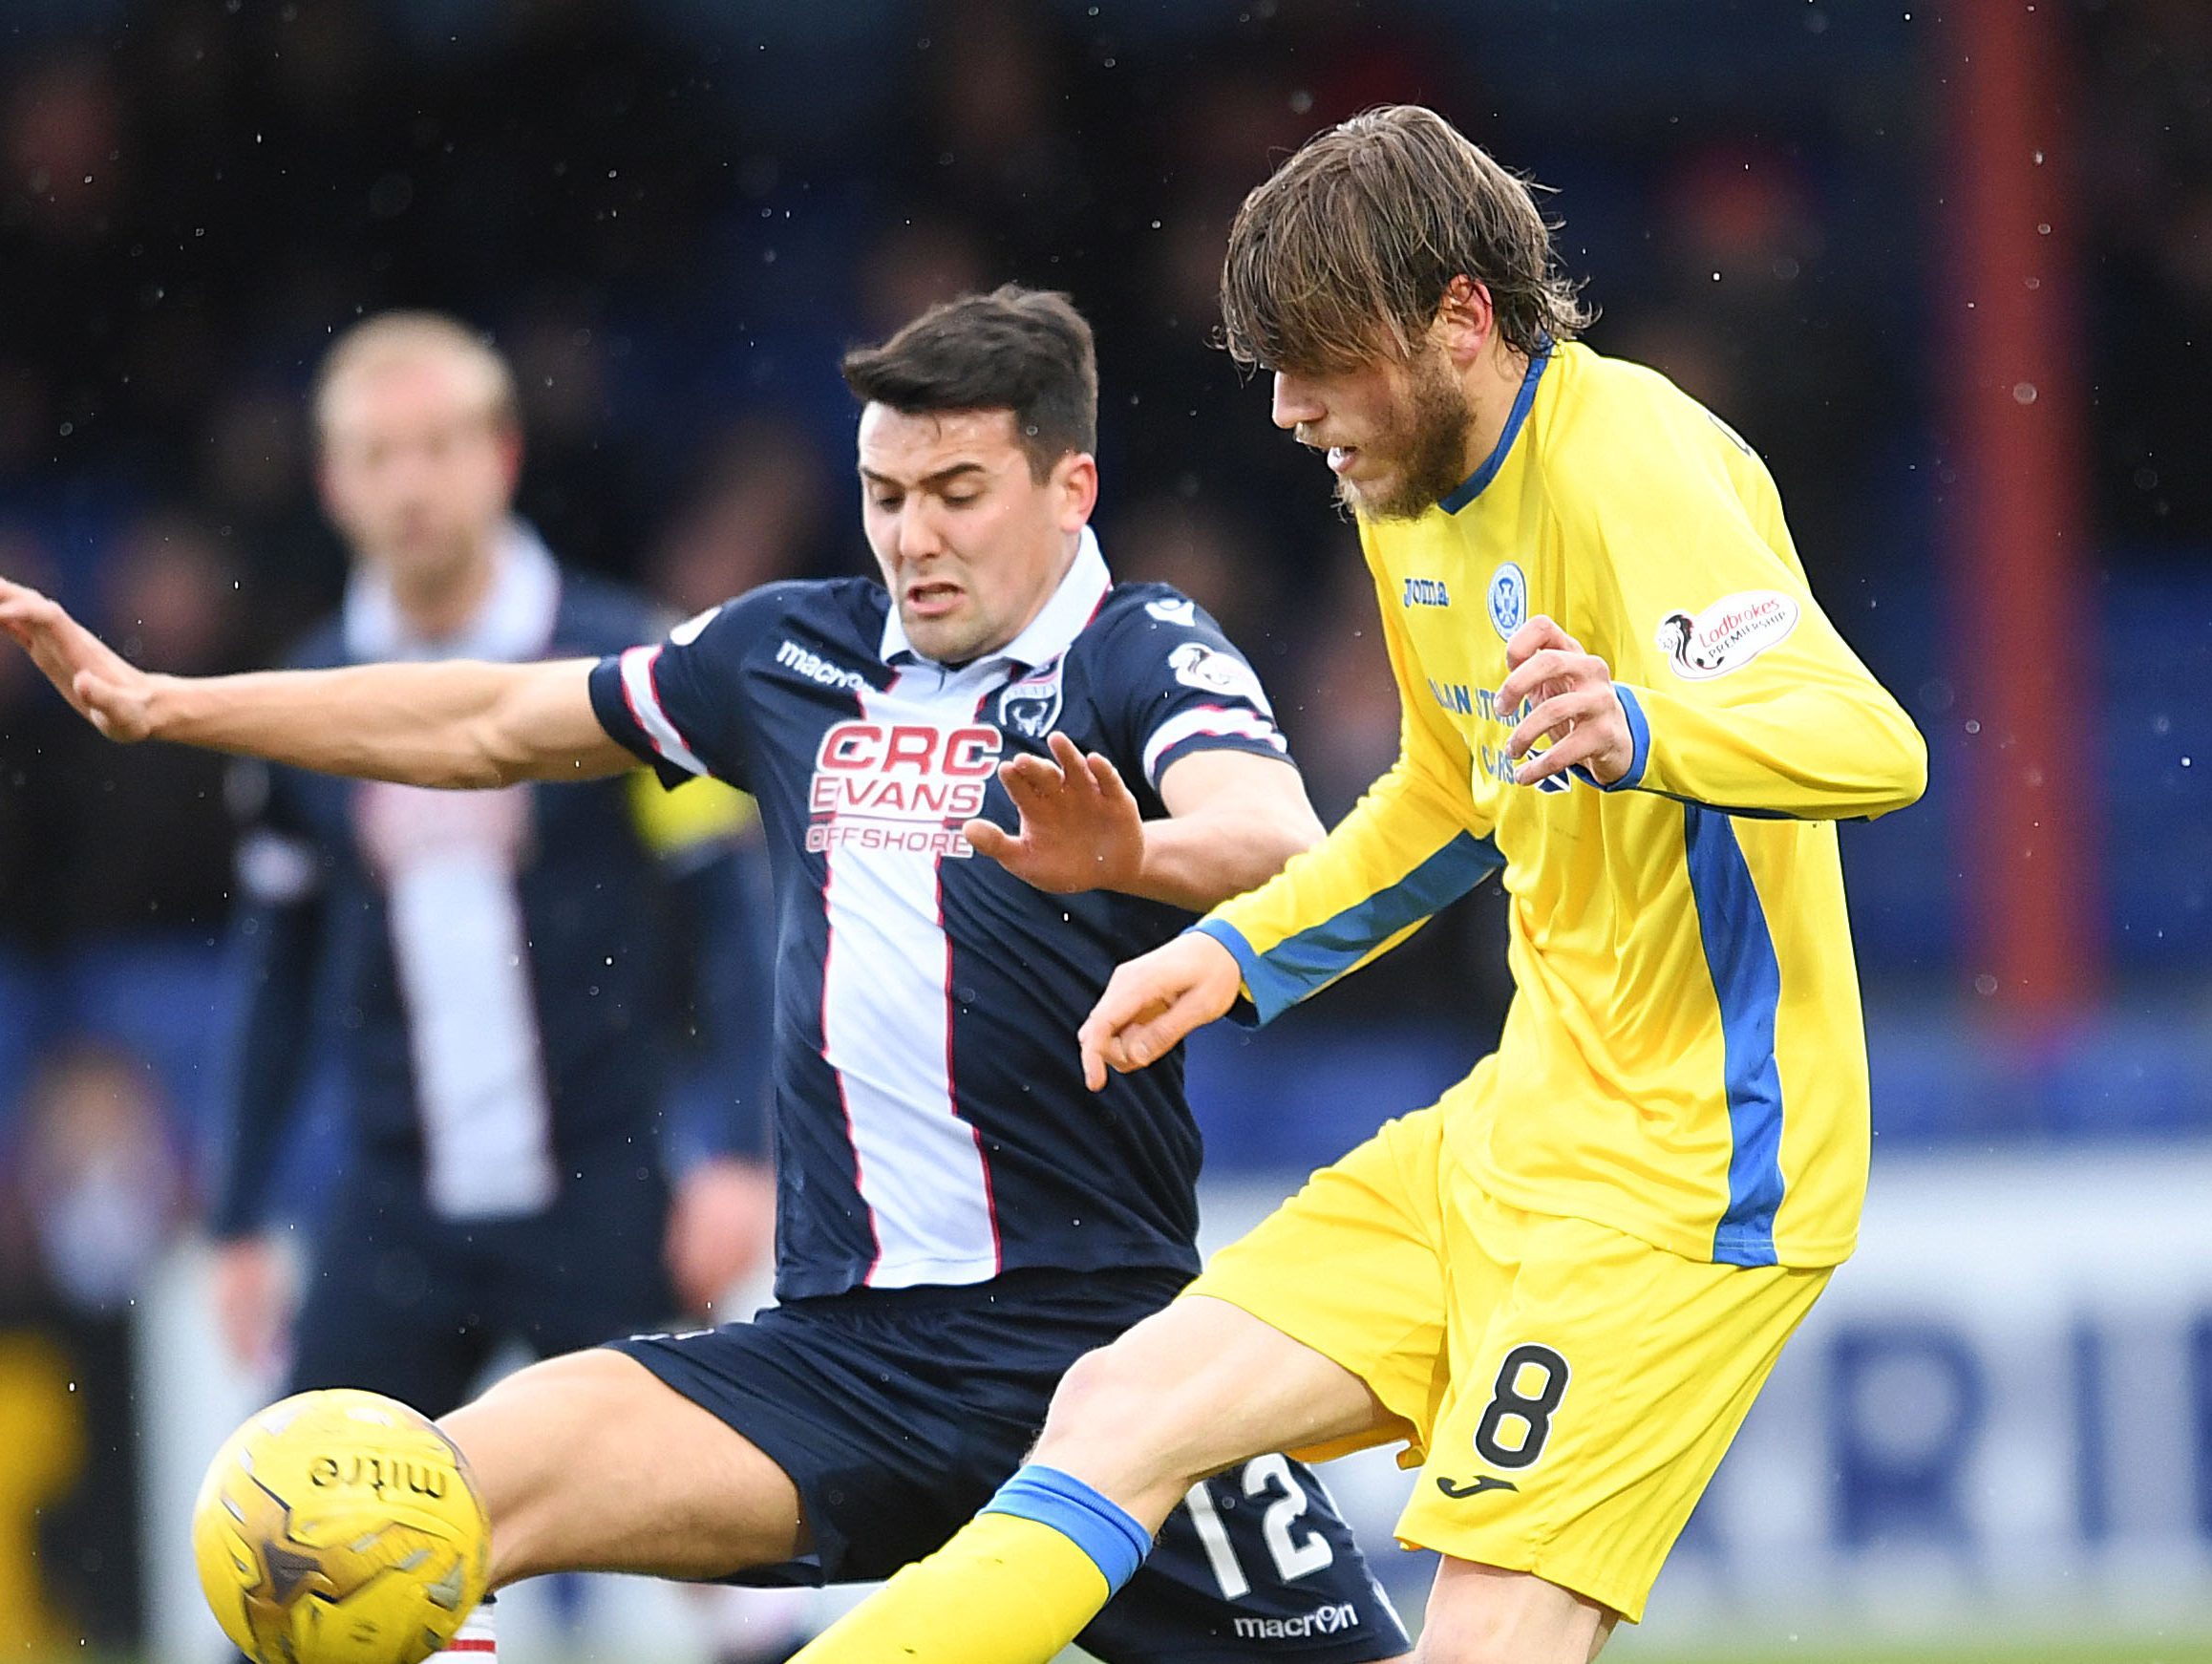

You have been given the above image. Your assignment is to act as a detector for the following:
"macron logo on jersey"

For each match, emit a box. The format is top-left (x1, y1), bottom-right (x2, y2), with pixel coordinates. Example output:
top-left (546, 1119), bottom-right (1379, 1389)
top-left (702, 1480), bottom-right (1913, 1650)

top-left (776, 638), bottom-right (869, 693)
top-left (806, 721), bottom-right (1004, 857)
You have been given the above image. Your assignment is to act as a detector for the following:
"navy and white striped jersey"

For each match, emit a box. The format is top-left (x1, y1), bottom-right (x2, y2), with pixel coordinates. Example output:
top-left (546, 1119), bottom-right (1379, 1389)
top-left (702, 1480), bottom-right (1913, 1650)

top-left (588, 531), bottom-right (1291, 1299)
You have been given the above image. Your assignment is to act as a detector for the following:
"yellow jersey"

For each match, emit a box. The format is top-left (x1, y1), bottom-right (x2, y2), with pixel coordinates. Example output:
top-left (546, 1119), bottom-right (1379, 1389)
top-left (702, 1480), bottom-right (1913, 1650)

top-left (1198, 341), bottom-right (1926, 1269)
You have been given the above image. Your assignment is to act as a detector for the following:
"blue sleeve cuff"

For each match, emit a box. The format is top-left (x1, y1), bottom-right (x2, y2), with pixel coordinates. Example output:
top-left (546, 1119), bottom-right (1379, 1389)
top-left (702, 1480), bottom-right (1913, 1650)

top-left (1576, 683), bottom-right (1650, 792)
top-left (1188, 918), bottom-right (1267, 1028)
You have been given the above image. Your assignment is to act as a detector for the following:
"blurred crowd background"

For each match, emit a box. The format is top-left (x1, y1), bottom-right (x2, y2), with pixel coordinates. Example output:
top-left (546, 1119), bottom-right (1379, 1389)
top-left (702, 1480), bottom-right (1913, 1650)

top-left (0, 1), bottom-right (2206, 1656)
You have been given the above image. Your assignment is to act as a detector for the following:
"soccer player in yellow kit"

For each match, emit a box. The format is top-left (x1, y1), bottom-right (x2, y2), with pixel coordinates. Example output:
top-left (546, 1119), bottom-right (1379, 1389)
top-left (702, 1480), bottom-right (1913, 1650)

top-left (791, 105), bottom-right (1926, 1664)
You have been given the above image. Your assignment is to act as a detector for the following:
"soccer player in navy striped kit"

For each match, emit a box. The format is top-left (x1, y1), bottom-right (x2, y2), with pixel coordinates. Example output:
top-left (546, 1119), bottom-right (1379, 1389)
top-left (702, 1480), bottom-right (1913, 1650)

top-left (0, 288), bottom-right (1410, 1663)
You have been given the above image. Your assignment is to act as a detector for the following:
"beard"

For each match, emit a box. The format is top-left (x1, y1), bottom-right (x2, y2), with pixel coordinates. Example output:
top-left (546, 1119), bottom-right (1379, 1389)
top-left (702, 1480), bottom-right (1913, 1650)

top-left (1337, 350), bottom-right (1479, 523)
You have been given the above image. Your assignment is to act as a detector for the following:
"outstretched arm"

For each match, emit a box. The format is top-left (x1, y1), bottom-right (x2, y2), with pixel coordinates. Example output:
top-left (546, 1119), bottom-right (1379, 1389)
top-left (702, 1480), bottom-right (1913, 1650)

top-left (0, 575), bottom-right (629, 786)
top-left (964, 732), bottom-right (1322, 913)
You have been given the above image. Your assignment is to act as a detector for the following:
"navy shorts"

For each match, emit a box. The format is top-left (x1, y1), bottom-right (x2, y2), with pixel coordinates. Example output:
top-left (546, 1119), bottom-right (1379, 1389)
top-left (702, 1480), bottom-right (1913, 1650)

top-left (609, 1267), bottom-right (1409, 1663)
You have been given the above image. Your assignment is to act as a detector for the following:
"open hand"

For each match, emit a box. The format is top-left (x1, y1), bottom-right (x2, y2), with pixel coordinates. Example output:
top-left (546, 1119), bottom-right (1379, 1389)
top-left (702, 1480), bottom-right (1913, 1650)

top-left (964, 730), bottom-right (1145, 895)
top-left (1076, 930), bottom-right (1242, 1091)
top-left (1494, 615), bottom-right (1635, 788)
top-left (0, 575), bottom-right (160, 740)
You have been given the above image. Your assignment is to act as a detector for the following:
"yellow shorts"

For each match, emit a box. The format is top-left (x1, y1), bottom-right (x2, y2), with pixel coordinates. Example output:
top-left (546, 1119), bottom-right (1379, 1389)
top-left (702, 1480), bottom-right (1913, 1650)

top-left (1184, 1103), bottom-right (1828, 1623)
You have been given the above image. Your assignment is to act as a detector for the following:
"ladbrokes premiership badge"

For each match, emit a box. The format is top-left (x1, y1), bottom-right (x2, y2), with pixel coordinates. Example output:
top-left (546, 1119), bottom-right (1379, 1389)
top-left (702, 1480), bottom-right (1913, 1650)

top-left (1655, 590), bottom-right (1799, 680)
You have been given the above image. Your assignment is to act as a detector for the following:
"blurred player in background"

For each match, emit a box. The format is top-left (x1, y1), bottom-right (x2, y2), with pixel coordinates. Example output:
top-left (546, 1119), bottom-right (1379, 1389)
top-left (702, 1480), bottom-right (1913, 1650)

top-left (197, 316), bottom-right (793, 1654)
top-left (0, 288), bottom-right (1412, 1664)
top-left (208, 314), bottom-right (775, 1396)
top-left (785, 106), bottom-right (1930, 1664)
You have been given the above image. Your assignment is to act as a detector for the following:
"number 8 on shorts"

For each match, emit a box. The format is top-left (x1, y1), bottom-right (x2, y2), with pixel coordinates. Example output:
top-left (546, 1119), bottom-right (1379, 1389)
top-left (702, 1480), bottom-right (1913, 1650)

top-left (1471, 1343), bottom-right (1569, 1470)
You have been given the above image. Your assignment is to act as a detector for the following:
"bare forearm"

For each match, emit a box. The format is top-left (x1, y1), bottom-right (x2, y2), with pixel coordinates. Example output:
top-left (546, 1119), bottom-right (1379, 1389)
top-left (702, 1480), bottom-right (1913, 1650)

top-left (148, 659), bottom-right (609, 788)
top-left (1129, 806), bottom-right (1324, 912)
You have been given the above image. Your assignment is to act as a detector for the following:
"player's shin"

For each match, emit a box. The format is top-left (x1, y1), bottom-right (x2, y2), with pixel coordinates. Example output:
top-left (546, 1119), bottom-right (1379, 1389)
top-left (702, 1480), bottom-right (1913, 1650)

top-left (788, 1466), bottom-right (1149, 1663)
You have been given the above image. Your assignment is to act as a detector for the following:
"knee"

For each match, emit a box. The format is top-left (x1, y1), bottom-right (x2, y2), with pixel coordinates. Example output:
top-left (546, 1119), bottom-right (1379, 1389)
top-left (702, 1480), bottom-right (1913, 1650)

top-left (1039, 1343), bottom-right (1149, 1443)
top-left (445, 1347), bottom-right (637, 1441)
top-left (439, 1355), bottom-right (558, 1490)
top-left (439, 1350), bottom-right (631, 1585)
top-left (1032, 1342), bottom-right (1223, 1510)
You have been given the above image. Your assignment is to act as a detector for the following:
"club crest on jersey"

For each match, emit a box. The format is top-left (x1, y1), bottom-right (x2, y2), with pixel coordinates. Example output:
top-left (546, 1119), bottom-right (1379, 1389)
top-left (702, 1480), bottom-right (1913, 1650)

top-left (998, 658), bottom-right (1065, 740)
top-left (1487, 563), bottom-right (1528, 639)
top-left (807, 721), bottom-right (1003, 857)
top-left (1655, 590), bottom-right (1799, 680)
top-left (1168, 642), bottom-right (1272, 714)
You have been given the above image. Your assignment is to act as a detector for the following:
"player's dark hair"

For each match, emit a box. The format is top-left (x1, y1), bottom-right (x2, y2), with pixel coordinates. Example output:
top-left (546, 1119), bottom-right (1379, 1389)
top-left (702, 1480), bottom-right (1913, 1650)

top-left (1220, 104), bottom-right (1592, 372)
top-left (840, 284), bottom-right (1098, 480)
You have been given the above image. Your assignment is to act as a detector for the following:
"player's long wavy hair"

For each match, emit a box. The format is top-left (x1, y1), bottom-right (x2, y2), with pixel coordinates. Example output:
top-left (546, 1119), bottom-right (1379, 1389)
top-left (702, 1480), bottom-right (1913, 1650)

top-left (1220, 104), bottom-right (1592, 372)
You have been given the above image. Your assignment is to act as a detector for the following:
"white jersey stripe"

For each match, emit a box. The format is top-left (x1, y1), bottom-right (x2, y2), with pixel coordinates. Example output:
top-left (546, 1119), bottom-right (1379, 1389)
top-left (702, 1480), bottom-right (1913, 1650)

top-left (620, 646), bottom-right (709, 777)
top-left (818, 672), bottom-right (1001, 1288)
top-left (1141, 705), bottom-right (1286, 787)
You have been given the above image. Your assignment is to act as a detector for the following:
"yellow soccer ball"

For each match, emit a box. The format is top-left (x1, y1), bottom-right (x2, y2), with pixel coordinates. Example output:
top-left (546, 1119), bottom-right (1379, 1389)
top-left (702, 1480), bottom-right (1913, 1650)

top-left (191, 1389), bottom-right (490, 1664)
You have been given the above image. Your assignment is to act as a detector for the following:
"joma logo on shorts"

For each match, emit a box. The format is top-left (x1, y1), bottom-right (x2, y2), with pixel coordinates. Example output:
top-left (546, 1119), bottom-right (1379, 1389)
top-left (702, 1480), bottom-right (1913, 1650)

top-left (1436, 1474), bottom-right (1518, 1499)
top-left (1233, 1602), bottom-right (1358, 1639)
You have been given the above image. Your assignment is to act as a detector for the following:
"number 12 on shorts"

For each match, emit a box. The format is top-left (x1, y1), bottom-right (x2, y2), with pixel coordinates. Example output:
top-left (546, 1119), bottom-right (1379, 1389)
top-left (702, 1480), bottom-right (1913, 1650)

top-left (1473, 1342), bottom-right (1570, 1470)
top-left (1182, 1453), bottom-right (1336, 1599)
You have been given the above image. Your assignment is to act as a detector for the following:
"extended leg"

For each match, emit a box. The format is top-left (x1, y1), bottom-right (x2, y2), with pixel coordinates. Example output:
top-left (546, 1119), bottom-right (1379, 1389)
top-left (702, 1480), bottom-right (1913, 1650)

top-left (441, 1347), bottom-right (809, 1588)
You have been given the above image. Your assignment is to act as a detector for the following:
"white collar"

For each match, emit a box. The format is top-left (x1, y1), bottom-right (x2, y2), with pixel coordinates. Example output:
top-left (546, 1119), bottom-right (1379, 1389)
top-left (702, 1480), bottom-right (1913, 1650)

top-left (877, 525), bottom-right (1112, 674)
top-left (343, 521), bottom-right (564, 663)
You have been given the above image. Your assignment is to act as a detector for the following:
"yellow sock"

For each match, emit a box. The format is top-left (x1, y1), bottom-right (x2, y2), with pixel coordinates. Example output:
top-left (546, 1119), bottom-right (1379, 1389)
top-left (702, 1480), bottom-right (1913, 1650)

top-left (791, 1513), bottom-right (1114, 1663)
